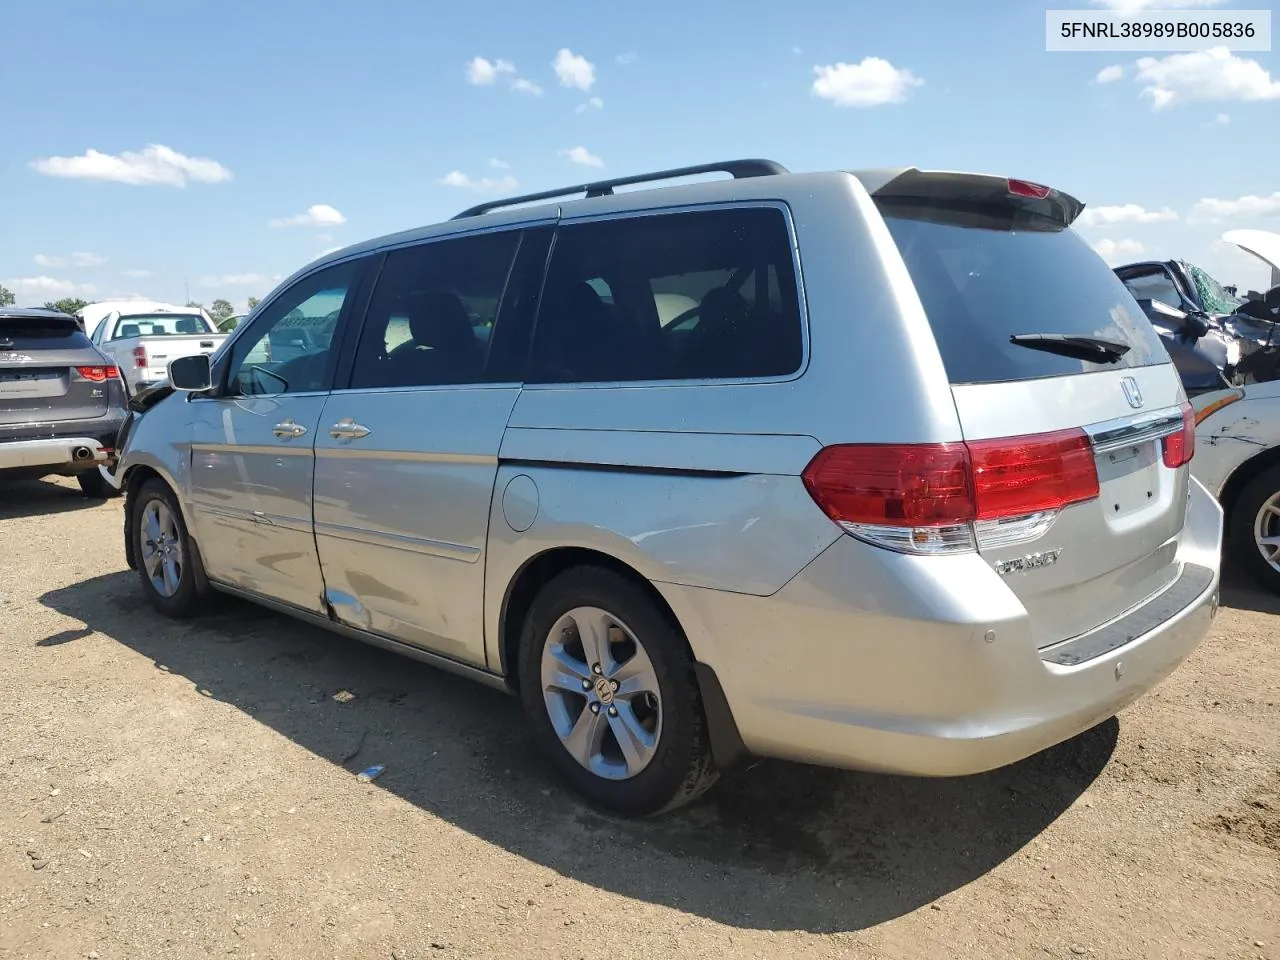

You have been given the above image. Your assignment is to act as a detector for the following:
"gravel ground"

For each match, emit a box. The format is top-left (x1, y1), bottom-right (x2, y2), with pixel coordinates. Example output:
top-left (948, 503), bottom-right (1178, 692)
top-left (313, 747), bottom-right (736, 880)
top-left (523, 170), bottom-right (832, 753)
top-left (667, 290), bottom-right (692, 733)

top-left (1, 476), bottom-right (1277, 960)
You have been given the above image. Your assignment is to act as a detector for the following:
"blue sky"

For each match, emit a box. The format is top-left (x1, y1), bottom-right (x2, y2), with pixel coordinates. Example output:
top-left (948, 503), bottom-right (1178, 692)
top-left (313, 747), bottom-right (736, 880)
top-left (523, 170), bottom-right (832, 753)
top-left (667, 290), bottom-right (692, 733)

top-left (1, 0), bottom-right (1277, 311)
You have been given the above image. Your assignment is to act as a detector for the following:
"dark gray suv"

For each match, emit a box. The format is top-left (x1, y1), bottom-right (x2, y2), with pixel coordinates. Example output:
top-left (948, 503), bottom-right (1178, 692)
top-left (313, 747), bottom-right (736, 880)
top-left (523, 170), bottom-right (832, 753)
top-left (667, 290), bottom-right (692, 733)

top-left (0, 307), bottom-right (128, 498)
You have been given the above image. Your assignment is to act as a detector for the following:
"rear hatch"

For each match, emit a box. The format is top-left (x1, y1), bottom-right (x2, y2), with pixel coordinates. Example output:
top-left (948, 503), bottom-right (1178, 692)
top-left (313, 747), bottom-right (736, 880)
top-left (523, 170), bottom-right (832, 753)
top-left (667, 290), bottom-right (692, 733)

top-left (873, 172), bottom-right (1194, 648)
top-left (0, 314), bottom-right (113, 426)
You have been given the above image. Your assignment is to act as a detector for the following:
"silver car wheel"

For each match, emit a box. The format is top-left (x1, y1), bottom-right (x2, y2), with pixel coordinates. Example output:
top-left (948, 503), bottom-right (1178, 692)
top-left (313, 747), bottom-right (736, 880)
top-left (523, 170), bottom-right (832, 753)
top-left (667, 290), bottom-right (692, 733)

top-left (1254, 491), bottom-right (1280, 574)
top-left (140, 499), bottom-right (184, 598)
top-left (540, 606), bottom-right (663, 781)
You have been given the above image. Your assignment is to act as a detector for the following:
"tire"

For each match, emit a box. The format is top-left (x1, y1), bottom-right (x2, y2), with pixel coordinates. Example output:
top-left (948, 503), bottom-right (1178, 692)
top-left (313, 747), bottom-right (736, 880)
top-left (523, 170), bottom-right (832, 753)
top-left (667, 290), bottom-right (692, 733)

top-left (516, 566), bottom-right (718, 817)
top-left (1229, 464), bottom-right (1280, 595)
top-left (77, 467), bottom-right (121, 499)
top-left (130, 478), bottom-right (212, 618)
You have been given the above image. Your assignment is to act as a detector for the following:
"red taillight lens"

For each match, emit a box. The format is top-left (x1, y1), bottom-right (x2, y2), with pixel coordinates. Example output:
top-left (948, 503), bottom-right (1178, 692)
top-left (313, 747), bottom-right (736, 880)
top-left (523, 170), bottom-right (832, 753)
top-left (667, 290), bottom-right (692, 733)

top-left (75, 365), bottom-right (119, 382)
top-left (1008, 178), bottom-right (1052, 200)
top-left (1162, 401), bottom-right (1196, 468)
top-left (968, 428), bottom-right (1099, 519)
top-left (801, 443), bottom-right (973, 527)
top-left (133, 346), bottom-right (147, 368)
top-left (802, 429), bottom-right (1102, 552)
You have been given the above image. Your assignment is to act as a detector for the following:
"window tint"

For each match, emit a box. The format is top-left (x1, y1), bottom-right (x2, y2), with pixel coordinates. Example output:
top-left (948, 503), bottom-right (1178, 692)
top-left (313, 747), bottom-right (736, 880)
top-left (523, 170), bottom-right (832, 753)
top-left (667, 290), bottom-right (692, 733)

top-left (528, 207), bottom-right (804, 384)
top-left (225, 261), bottom-right (358, 396)
top-left (348, 230), bottom-right (520, 389)
top-left (878, 199), bottom-right (1168, 385)
top-left (0, 315), bottom-right (89, 348)
top-left (1120, 269), bottom-right (1184, 310)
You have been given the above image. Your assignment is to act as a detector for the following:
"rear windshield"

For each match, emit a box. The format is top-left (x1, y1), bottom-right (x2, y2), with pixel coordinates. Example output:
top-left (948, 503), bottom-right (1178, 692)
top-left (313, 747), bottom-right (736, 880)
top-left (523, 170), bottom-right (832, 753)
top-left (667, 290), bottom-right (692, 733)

top-left (111, 313), bottom-right (213, 339)
top-left (0, 316), bottom-right (89, 349)
top-left (877, 199), bottom-right (1168, 385)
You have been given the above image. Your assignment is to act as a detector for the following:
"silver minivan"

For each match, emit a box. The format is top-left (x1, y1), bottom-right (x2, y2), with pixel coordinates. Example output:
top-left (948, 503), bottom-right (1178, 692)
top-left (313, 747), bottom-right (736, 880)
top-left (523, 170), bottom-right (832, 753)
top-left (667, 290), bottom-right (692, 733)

top-left (114, 159), bottom-right (1224, 816)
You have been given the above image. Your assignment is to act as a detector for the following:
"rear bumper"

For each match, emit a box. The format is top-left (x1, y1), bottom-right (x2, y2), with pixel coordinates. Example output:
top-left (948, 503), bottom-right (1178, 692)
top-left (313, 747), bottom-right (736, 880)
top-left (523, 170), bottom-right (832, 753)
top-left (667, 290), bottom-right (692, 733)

top-left (0, 414), bottom-right (127, 473)
top-left (662, 475), bottom-right (1223, 777)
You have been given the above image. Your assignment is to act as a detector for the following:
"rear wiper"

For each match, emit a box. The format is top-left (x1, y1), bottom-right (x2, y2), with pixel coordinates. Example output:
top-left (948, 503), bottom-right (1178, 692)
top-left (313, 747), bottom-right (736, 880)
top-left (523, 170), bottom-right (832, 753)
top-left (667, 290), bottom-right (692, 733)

top-left (1009, 333), bottom-right (1131, 363)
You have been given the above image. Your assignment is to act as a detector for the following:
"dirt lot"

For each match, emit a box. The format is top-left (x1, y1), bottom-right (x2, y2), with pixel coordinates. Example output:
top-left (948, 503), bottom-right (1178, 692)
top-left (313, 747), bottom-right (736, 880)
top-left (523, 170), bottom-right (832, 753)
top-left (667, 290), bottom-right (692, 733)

top-left (1, 477), bottom-right (1277, 960)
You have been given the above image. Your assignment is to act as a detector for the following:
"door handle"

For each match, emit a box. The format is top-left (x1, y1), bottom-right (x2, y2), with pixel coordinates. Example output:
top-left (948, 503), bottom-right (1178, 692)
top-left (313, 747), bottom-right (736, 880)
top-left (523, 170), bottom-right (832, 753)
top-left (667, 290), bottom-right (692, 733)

top-left (272, 419), bottom-right (308, 439)
top-left (329, 418), bottom-right (371, 440)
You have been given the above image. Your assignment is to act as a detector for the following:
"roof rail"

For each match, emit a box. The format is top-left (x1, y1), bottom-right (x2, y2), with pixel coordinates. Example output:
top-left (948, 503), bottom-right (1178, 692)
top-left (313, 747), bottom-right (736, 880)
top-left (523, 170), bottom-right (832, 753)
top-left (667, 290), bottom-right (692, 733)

top-left (450, 158), bottom-right (790, 220)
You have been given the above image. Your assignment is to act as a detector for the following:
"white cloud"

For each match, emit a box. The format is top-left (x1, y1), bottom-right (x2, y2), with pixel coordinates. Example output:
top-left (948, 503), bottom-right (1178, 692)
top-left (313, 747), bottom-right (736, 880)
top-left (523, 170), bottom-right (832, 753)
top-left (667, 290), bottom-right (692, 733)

top-left (1190, 191), bottom-right (1280, 222)
top-left (120, 268), bottom-right (151, 279)
top-left (575, 96), bottom-right (604, 113)
top-left (439, 170), bottom-right (519, 193)
top-left (316, 233), bottom-right (334, 242)
top-left (269, 203), bottom-right (347, 228)
top-left (1215, 112), bottom-right (1231, 125)
top-left (615, 51), bottom-right (638, 66)
top-left (1090, 0), bottom-right (1225, 9)
top-left (1095, 64), bottom-right (1124, 84)
top-left (1078, 203), bottom-right (1179, 227)
top-left (317, 246), bottom-right (343, 258)
top-left (488, 158), bottom-right (510, 170)
top-left (34, 252), bottom-right (107, 268)
top-left (553, 48), bottom-right (596, 91)
top-left (559, 145), bottom-right (604, 168)
top-left (1134, 47), bottom-right (1280, 110)
top-left (1, 276), bottom-right (98, 298)
top-left (511, 77), bottom-right (544, 96)
top-left (812, 57), bottom-right (923, 107)
top-left (1093, 238), bottom-right (1146, 263)
top-left (465, 56), bottom-right (515, 86)
top-left (792, 45), bottom-right (803, 55)
top-left (29, 144), bottom-right (232, 187)
top-left (199, 273), bottom-right (271, 287)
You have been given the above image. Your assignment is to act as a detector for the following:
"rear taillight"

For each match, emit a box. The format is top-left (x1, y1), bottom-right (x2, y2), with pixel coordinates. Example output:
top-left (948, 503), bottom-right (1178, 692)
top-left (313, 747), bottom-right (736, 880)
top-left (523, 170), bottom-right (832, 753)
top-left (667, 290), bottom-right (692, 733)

top-left (133, 346), bottom-right (147, 368)
top-left (802, 428), bottom-right (1100, 555)
top-left (1162, 401), bottom-right (1196, 468)
top-left (76, 365), bottom-right (120, 382)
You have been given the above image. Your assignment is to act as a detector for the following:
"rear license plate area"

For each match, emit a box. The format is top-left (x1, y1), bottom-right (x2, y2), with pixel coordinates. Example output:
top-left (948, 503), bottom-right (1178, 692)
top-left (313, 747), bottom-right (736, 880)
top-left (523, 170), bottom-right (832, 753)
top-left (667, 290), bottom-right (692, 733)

top-left (1096, 441), bottom-right (1161, 518)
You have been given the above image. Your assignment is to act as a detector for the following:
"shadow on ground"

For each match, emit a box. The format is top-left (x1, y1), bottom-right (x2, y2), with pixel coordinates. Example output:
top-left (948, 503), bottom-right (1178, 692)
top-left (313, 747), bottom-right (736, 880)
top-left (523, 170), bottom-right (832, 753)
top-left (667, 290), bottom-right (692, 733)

top-left (41, 570), bottom-right (1119, 934)
top-left (1219, 556), bottom-right (1280, 616)
top-left (0, 478), bottom-right (105, 520)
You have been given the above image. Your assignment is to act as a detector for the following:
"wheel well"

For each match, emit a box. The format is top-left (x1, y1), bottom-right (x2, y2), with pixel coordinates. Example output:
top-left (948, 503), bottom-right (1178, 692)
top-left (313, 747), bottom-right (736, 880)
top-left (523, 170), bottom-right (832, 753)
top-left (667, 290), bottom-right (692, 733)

top-left (1218, 446), bottom-right (1280, 535)
top-left (498, 547), bottom-right (688, 687)
top-left (120, 466), bottom-right (164, 570)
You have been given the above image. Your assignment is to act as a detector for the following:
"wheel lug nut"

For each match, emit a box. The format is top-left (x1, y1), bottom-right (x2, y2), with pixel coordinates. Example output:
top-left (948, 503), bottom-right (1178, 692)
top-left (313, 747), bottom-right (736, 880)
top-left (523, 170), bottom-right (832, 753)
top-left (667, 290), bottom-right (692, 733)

top-left (581, 678), bottom-right (592, 690)
top-left (607, 706), bottom-right (618, 717)
top-left (610, 680), bottom-right (619, 691)
top-left (589, 702), bottom-right (600, 715)
top-left (591, 663), bottom-right (603, 675)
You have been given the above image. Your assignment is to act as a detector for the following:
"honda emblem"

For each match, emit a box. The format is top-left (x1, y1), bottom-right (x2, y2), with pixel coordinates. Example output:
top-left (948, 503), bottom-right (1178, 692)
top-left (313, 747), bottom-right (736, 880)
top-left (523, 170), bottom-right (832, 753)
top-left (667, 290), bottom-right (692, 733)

top-left (1121, 376), bottom-right (1143, 409)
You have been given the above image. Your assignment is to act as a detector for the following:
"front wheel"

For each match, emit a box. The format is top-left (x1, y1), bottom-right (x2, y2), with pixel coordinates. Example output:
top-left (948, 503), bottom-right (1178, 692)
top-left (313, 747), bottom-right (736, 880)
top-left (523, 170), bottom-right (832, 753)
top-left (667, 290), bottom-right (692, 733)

top-left (1230, 464), bottom-right (1280, 595)
top-left (130, 479), bottom-right (211, 617)
top-left (517, 566), bottom-right (718, 817)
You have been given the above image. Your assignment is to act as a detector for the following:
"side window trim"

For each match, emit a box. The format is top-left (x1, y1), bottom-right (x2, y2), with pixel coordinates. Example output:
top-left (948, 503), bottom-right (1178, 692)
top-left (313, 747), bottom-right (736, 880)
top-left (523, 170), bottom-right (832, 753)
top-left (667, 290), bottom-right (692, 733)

top-left (209, 257), bottom-right (371, 398)
top-left (526, 200), bottom-right (810, 389)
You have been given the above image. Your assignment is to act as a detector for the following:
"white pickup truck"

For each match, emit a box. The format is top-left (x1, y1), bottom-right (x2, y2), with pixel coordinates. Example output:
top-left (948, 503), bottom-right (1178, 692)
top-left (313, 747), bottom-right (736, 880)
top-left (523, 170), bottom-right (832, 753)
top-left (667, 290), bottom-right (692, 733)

top-left (84, 301), bottom-right (227, 395)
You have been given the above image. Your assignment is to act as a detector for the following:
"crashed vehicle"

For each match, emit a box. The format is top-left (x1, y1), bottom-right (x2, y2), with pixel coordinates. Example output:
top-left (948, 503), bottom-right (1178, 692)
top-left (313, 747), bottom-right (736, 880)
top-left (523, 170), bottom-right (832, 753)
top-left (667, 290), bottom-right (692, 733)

top-left (1192, 380), bottom-right (1280, 594)
top-left (1115, 255), bottom-right (1279, 392)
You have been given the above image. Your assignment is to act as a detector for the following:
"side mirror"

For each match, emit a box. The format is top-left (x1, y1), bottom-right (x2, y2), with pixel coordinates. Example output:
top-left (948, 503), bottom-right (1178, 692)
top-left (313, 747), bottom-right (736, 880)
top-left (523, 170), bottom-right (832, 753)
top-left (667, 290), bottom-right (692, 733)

top-left (168, 354), bottom-right (213, 392)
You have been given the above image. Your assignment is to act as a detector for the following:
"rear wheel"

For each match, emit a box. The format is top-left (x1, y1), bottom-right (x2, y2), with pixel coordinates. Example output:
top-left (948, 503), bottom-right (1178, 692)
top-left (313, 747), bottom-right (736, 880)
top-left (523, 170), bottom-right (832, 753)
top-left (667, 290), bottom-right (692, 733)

top-left (1230, 465), bottom-right (1280, 595)
top-left (77, 466), bottom-right (120, 499)
top-left (130, 479), bottom-right (211, 617)
top-left (517, 566), bottom-right (718, 817)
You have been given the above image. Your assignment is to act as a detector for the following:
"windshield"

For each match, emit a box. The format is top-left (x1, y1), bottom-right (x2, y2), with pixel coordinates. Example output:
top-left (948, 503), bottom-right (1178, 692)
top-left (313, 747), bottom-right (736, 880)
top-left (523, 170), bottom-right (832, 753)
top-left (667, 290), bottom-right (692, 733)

top-left (877, 198), bottom-right (1168, 385)
top-left (111, 313), bottom-right (213, 339)
top-left (1186, 263), bottom-right (1243, 315)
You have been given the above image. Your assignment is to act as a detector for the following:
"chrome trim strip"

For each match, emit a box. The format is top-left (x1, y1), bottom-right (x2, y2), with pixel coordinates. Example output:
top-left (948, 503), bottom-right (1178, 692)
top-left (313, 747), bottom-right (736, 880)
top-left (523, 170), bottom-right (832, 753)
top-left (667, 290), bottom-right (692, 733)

top-left (190, 501), bottom-right (312, 534)
top-left (208, 580), bottom-right (510, 690)
top-left (314, 447), bottom-right (496, 465)
top-left (1085, 407), bottom-right (1184, 454)
top-left (191, 443), bottom-right (314, 456)
top-left (314, 519), bottom-right (481, 563)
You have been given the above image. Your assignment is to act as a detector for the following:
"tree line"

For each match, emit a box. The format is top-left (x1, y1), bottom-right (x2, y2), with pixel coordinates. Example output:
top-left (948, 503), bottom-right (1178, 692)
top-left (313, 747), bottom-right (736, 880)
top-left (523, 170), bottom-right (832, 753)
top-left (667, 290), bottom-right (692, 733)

top-left (0, 285), bottom-right (260, 324)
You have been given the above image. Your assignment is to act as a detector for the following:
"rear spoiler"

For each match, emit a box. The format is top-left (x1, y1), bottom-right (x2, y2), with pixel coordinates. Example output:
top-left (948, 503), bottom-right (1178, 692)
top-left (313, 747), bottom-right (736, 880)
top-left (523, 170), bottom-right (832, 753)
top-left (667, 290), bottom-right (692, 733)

top-left (863, 168), bottom-right (1085, 228)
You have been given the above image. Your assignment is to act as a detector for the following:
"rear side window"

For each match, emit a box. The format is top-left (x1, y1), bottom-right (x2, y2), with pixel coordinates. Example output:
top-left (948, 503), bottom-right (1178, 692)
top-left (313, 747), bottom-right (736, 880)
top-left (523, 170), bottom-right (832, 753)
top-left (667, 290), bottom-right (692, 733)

top-left (111, 313), bottom-right (213, 339)
top-left (0, 315), bottom-right (89, 349)
top-left (879, 199), bottom-right (1168, 385)
top-left (528, 207), bottom-right (804, 384)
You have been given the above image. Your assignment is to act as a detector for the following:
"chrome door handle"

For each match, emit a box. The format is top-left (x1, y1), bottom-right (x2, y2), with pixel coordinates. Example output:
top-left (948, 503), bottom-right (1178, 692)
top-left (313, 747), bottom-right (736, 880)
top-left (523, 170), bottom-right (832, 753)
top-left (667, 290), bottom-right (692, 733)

top-left (272, 419), bottom-right (308, 439)
top-left (329, 418), bottom-right (371, 440)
